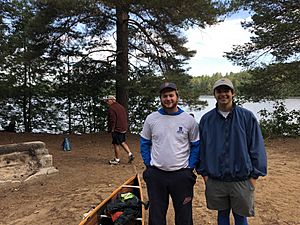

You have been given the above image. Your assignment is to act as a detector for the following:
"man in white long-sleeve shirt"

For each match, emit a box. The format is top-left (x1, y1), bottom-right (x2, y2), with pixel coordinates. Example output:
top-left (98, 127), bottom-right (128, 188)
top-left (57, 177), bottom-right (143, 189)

top-left (140, 82), bottom-right (200, 225)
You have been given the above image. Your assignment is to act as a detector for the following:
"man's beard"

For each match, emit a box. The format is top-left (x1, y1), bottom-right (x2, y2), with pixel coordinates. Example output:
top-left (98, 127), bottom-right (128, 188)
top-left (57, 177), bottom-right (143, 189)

top-left (161, 100), bottom-right (178, 110)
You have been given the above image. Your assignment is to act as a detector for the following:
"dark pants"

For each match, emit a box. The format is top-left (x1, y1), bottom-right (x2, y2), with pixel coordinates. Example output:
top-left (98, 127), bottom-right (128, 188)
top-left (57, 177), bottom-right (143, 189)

top-left (143, 166), bottom-right (196, 225)
top-left (111, 132), bottom-right (126, 145)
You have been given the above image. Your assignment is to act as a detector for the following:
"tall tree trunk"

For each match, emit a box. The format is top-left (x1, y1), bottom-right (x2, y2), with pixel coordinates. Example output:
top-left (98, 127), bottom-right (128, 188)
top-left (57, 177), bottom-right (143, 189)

top-left (116, 5), bottom-right (129, 111)
top-left (67, 54), bottom-right (72, 133)
top-left (23, 64), bottom-right (29, 132)
top-left (22, 64), bottom-right (32, 132)
top-left (27, 66), bottom-right (32, 132)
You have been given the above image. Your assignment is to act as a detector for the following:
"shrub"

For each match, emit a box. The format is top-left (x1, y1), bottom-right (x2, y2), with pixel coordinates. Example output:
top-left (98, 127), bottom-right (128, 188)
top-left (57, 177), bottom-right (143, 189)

top-left (259, 101), bottom-right (300, 138)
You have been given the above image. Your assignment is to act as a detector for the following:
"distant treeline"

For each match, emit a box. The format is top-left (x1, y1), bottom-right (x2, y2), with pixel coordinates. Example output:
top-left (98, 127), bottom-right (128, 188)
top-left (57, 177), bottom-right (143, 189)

top-left (191, 72), bottom-right (251, 96)
top-left (191, 71), bottom-right (300, 98)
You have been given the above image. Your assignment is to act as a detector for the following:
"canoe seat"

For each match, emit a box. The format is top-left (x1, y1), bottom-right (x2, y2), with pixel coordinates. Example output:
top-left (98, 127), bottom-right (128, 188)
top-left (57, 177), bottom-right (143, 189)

top-left (121, 185), bottom-right (141, 189)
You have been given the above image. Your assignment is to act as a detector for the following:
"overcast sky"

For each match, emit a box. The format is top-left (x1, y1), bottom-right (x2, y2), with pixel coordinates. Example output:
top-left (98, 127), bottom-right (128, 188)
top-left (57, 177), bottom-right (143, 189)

top-left (185, 12), bottom-right (252, 76)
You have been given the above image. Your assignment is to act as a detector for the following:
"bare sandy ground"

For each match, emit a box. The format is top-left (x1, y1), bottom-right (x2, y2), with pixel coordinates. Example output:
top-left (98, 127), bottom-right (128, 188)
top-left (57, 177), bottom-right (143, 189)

top-left (0, 132), bottom-right (299, 225)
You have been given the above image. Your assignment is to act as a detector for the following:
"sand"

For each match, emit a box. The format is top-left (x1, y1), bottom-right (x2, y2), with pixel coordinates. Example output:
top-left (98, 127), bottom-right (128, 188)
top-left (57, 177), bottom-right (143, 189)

top-left (0, 132), bottom-right (299, 225)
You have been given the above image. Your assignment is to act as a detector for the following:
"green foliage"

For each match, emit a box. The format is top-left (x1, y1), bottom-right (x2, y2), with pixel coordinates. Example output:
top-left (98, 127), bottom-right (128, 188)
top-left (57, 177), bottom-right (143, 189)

top-left (225, 0), bottom-right (300, 100)
top-left (259, 101), bottom-right (300, 138)
top-left (239, 62), bottom-right (300, 101)
top-left (226, 0), bottom-right (300, 66)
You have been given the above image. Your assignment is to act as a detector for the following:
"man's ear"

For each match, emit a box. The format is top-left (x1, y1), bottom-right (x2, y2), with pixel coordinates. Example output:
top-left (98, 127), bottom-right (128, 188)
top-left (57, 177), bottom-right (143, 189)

top-left (232, 90), bottom-right (235, 97)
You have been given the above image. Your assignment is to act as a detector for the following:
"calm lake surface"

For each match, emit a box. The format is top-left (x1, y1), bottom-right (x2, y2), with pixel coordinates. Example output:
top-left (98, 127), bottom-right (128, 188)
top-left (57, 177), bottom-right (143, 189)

top-left (184, 96), bottom-right (300, 122)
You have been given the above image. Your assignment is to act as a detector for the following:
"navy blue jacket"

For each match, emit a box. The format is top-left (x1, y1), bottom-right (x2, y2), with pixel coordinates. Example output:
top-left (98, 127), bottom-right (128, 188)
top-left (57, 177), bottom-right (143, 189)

top-left (196, 104), bottom-right (267, 181)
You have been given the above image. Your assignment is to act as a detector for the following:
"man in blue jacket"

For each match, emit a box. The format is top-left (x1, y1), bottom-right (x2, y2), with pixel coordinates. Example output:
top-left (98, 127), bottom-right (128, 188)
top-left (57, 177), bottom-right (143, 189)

top-left (197, 78), bottom-right (267, 225)
top-left (140, 82), bottom-right (200, 225)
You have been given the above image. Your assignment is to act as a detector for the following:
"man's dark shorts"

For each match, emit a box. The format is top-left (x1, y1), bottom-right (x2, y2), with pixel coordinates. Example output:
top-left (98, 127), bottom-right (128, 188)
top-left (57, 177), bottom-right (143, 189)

top-left (111, 132), bottom-right (126, 145)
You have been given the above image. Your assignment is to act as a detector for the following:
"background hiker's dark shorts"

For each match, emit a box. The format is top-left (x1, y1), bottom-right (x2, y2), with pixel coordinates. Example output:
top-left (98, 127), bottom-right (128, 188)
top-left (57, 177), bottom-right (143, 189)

top-left (112, 132), bottom-right (126, 145)
top-left (205, 178), bottom-right (255, 217)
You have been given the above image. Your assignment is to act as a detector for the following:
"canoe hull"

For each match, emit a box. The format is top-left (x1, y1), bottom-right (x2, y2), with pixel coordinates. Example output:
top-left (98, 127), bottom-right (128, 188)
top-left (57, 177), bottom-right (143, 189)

top-left (79, 174), bottom-right (145, 225)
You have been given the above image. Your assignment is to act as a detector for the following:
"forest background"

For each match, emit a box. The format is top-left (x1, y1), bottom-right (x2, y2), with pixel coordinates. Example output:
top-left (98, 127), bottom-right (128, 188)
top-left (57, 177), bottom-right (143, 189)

top-left (0, 0), bottom-right (299, 137)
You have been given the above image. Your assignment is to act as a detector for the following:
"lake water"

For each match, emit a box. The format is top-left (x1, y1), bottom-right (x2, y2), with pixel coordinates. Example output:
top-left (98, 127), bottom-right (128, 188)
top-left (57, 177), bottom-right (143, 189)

top-left (183, 96), bottom-right (300, 122)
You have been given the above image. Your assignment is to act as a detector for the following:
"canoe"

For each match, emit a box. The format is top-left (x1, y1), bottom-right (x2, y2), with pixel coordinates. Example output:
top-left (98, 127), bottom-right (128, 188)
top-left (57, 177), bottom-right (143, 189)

top-left (79, 174), bottom-right (145, 225)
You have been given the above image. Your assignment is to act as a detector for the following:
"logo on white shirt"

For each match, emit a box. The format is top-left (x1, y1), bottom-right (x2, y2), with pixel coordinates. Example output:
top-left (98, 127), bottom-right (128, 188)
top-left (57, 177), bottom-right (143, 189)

top-left (177, 126), bottom-right (184, 134)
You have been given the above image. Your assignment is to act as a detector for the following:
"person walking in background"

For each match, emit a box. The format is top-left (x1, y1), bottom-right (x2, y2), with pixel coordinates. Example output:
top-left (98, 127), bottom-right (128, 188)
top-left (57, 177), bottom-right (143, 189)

top-left (104, 95), bottom-right (134, 165)
top-left (197, 78), bottom-right (267, 225)
top-left (140, 82), bottom-right (200, 225)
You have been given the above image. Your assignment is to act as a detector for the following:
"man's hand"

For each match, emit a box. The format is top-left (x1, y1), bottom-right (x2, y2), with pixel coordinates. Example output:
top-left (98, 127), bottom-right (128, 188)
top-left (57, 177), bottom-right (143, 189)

top-left (249, 177), bottom-right (257, 187)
